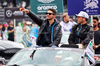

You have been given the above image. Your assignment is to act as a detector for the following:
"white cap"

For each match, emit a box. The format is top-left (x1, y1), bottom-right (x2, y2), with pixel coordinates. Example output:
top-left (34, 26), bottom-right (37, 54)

top-left (75, 11), bottom-right (89, 19)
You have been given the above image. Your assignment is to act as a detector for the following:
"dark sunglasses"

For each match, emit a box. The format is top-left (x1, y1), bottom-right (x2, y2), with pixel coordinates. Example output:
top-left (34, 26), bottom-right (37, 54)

top-left (46, 12), bottom-right (54, 15)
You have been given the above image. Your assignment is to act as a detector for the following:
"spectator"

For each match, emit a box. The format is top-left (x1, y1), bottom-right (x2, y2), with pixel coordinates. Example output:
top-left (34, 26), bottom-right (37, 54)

top-left (15, 22), bottom-right (23, 43)
top-left (2, 23), bottom-right (8, 40)
top-left (8, 20), bottom-right (15, 41)
top-left (26, 21), bottom-right (32, 28)
top-left (12, 0), bottom-right (16, 7)
top-left (24, 0), bottom-right (30, 8)
top-left (22, 21), bottom-right (31, 47)
top-left (68, 11), bottom-right (93, 48)
top-left (63, 0), bottom-right (67, 8)
top-left (93, 17), bottom-right (100, 54)
top-left (1, 0), bottom-right (8, 8)
top-left (60, 13), bottom-right (77, 32)
top-left (0, 25), bottom-right (3, 39)
top-left (20, 7), bottom-right (62, 47)
top-left (22, 21), bottom-right (30, 34)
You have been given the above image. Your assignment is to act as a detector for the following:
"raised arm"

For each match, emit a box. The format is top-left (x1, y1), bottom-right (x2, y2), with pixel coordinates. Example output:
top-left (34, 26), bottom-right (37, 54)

top-left (20, 6), bottom-right (43, 26)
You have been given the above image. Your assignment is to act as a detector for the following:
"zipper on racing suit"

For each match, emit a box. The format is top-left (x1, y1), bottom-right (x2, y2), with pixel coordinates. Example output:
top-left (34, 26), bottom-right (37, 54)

top-left (77, 25), bottom-right (82, 44)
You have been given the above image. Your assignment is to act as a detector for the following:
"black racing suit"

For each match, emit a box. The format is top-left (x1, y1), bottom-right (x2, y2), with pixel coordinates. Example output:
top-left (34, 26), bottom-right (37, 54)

top-left (27, 11), bottom-right (62, 47)
top-left (68, 23), bottom-right (93, 47)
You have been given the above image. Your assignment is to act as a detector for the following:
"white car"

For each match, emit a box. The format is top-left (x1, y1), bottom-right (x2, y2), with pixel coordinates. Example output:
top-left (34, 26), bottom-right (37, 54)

top-left (0, 40), bottom-right (24, 60)
top-left (7, 47), bottom-right (90, 66)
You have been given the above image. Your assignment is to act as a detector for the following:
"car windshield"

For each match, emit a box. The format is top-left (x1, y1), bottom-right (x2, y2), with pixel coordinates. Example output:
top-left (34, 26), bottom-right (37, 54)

top-left (7, 48), bottom-right (83, 66)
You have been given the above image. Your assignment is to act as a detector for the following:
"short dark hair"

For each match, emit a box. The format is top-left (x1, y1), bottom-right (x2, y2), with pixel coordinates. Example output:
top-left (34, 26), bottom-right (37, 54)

top-left (93, 17), bottom-right (99, 21)
top-left (9, 20), bottom-right (13, 24)
top-left (48, 8), bottom-right (57, 15)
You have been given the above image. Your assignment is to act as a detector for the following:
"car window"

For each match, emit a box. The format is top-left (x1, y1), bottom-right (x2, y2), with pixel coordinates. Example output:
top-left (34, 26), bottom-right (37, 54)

top-left (7, 51), bottom-right (32, 65)
top-left (8, 49), bottom-right (83, 66)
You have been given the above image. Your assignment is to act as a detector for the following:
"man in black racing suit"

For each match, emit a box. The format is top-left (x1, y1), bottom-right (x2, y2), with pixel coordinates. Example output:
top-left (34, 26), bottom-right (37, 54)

top-left (68, 11), bottom-right (93, 48)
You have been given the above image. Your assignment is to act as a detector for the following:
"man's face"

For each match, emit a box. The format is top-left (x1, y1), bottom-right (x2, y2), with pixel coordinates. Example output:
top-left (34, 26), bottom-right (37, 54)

top-left (93, 19), bottom-right (98, 28)
top-left (77, 16), bottom-right (84, 24)
top-left (46, 10), bottom-right (56, 20)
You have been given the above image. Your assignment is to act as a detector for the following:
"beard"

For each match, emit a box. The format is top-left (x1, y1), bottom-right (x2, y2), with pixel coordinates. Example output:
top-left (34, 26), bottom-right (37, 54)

top-left (93, 25), bottom-right (97, 28)
top-left (47, 18), bottom-right (53, 20)
top-left (46, 16), bottom-right (54, 20)
top-left (77, 21), bottom-right (83, 24)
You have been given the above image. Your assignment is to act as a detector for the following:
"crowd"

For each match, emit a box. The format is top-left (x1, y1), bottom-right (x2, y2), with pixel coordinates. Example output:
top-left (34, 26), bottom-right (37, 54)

top-left (0, 0), bottom-right (67, 9)
top-left (0, 20), bottom-right (39, 46)
top-left (0, 0), bottom-right (30, 8)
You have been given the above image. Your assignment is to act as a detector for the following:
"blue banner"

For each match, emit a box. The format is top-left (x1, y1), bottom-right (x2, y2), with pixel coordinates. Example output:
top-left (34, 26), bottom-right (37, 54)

top-left (67, 0), bottom-right (100, 15)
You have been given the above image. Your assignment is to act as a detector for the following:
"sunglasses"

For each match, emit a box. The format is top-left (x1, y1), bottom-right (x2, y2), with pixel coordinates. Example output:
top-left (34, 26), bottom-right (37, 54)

top-left (46, 12), bottom-right (54, 15)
